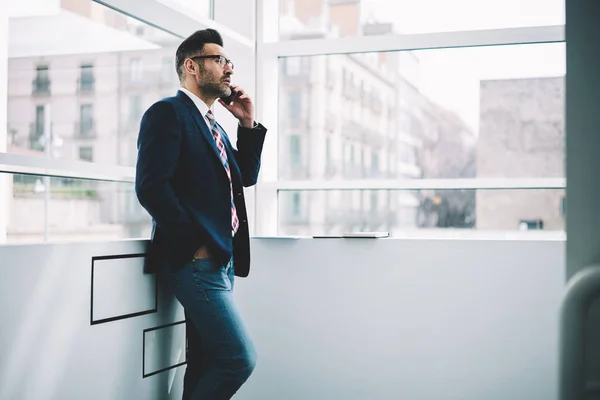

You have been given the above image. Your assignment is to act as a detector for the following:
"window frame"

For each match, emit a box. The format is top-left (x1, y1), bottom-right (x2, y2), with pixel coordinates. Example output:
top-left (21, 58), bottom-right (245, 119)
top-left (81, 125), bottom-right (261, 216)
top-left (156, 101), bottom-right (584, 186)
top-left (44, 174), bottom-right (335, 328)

top-left (0, 0), bottom-right (567, 239)
top-left (253, 0), bottom-right (565, 236)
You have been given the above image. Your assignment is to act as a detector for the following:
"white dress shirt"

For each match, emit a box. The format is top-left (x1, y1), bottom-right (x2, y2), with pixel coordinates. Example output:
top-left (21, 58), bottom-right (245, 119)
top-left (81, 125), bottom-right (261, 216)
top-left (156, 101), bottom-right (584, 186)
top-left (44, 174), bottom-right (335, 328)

top-left (179, 87), bottom-right (213, 130)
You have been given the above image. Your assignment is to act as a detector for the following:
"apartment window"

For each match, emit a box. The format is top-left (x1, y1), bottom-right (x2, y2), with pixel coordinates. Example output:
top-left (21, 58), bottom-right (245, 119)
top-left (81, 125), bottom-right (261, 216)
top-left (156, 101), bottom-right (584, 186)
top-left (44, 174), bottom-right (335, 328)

top-left (79, 64), bottom-right (95, 92)
top-left (79, 104), bottom-right (94, 136)
top-left (292, 192), bottom-right (301, 216)
top-left (289, 91), bottom-right (302, 123)
top-left (290, 135), bottom-right (301, 168)
top-left (34, 105), bottom-right (45, 138)
top-left (33, 65), bottom-right (50, 94)
top-left (130, 58), bottom-right (143, 81)
top-left (371, 151), bottom-right (380, 175)
top-left (325, 137), bottom-right (332, 166)
top-left (79, 146), bottom-right (93, 162)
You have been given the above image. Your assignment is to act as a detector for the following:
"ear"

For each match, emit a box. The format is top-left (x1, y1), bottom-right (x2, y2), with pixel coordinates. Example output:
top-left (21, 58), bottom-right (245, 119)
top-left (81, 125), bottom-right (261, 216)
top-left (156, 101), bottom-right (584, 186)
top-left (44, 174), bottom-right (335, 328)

top-left (184, 59), bottom-right (197, 76)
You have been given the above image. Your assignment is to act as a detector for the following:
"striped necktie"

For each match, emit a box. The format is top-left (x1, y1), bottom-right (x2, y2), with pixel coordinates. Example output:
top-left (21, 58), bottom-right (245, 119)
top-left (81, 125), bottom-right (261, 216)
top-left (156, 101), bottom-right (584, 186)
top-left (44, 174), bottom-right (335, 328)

top-left (206, 110), bottom-right (239, 236)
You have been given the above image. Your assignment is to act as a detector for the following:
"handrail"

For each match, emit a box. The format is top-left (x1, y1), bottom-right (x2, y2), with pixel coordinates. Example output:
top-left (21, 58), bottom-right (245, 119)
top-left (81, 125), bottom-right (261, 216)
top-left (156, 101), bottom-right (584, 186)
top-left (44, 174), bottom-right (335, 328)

top-left (560, 264), bottom-right (600, 400)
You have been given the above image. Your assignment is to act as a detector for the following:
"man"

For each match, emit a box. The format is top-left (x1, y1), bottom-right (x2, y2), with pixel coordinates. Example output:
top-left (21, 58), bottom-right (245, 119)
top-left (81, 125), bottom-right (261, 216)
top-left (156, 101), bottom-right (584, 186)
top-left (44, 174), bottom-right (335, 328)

top-left (135, 28), bottom-right (267, 399)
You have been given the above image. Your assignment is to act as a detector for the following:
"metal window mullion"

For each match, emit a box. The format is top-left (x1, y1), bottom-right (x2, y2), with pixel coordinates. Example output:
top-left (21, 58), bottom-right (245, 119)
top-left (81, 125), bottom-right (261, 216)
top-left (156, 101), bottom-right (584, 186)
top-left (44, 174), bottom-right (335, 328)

top-left (261, 25), bottom-right (565, 57)
top-left (93, 0), bottom-right (253, 48)
top-left (0, 153), bottom-right (135, 183)
top-left (265, 178), bottom-right (566, 191)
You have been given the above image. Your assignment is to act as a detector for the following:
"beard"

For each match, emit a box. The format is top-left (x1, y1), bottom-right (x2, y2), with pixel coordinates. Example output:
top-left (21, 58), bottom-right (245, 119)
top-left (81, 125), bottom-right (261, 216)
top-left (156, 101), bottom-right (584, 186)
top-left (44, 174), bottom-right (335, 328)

top-left (198, 69), bottom-right (230, 97)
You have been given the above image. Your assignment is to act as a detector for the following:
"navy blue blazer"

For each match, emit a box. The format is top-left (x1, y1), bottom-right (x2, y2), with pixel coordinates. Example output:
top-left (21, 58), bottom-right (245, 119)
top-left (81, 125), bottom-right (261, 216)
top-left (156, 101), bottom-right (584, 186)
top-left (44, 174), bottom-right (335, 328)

top-left (135, 90), bottom-right (267, 277)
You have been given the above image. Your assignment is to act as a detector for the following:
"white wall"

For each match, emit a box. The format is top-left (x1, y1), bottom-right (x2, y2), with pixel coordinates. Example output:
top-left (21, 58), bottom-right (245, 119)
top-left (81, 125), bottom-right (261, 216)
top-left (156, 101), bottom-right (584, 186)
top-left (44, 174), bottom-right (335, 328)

top-left (0, 238), bottom-right (565, 399)
top-left (236, 238), bottom-right (565, 400)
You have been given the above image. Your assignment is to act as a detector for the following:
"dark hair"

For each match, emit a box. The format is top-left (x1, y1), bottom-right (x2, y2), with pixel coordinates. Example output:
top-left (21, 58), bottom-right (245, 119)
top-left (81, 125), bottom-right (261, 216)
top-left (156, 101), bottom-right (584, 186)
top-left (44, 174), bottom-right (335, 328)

top-left (175, 29), bottom-right (224, 82)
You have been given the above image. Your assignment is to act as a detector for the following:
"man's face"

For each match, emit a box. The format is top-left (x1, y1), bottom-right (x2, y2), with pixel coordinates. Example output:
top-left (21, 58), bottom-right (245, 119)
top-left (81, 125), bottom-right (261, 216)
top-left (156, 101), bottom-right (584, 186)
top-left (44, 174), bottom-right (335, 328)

top-left (192, 43), bottom-right (233, 97)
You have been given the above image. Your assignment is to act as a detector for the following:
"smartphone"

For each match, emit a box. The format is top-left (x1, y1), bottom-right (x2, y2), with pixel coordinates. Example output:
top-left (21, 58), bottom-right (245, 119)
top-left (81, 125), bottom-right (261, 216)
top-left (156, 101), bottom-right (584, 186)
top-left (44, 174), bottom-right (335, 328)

top-left (220, 87), bottom-right (238, 105)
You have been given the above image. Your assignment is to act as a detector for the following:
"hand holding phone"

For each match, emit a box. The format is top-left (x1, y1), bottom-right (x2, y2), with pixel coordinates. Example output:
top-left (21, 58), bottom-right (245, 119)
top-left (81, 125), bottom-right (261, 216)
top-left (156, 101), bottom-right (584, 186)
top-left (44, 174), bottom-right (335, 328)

top-left (218, 84), bottom-right (254, 128)
top-left (220, 87), bottom-right (239, 105)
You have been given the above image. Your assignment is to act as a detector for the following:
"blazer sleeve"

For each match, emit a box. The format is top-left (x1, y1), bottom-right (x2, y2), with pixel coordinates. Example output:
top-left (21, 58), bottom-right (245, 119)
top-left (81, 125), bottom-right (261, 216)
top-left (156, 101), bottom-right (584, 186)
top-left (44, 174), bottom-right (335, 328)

top-left (135, 101), bottom-right (205, 258)
top-left (233, 122), bottom-right (267, 187)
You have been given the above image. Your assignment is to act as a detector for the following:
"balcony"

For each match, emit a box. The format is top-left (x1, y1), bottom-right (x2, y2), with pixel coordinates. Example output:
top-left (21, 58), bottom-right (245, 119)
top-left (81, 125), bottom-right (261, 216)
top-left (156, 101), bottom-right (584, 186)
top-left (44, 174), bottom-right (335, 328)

top-left (78, 77), bottom-right (95, 93)
top-left (32, 78), bottom-right (51, 95)
top-left (27, 122), bottom-right (45, 151)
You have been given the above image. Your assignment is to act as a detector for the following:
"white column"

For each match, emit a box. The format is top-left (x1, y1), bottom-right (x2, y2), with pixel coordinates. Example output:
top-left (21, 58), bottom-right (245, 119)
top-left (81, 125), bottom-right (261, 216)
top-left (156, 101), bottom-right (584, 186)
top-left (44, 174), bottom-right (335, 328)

top-left (565, 0), bottom-right (600, 279)
top-left (0, 3), bottom-right (8, 243)
top-left (253, 0), bottom-right (279, 236)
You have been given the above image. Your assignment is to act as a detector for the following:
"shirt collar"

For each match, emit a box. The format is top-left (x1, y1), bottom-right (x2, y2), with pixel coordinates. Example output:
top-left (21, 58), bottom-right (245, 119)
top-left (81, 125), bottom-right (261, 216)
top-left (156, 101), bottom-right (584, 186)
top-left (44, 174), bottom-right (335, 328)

top-left (179, 87), bottom-right (211, 118)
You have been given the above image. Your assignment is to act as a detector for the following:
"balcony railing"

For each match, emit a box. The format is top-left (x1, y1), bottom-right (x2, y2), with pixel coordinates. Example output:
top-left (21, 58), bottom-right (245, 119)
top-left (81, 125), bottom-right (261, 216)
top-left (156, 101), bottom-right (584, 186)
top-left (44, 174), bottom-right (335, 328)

top-left (32, 78), bottom-right (51, 95)
top-left (78, 77), bottom-right (96, 93)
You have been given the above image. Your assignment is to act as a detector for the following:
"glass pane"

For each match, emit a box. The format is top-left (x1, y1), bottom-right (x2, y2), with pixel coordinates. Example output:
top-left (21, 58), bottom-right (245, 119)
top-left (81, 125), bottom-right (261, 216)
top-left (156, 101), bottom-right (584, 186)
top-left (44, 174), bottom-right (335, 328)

top-left (7, 0), bottom-right (182, 167)
top-left (163, 0), bottom-right (211, 18)
top-left (277, 43), bottom-right (565, 181)
top-left (278, 189), bottom-right (566, 236)
top-left (279, 0), bottom-right (564, 39)
top-left (0, 173), bottom-right (151, 244)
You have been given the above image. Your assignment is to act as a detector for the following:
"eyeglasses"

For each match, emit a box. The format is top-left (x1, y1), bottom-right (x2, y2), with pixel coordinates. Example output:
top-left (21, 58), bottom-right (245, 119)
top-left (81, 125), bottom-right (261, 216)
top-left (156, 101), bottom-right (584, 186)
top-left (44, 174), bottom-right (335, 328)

top-left (191, 55), bottom-right (234, 70)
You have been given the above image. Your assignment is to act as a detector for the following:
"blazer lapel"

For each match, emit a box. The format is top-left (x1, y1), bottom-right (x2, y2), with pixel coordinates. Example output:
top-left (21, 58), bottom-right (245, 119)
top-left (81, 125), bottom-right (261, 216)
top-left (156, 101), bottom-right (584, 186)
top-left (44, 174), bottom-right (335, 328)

top-left (190, 109), bottom-right (224, 163)
top-left (176, 90), bottom-right (223, 164)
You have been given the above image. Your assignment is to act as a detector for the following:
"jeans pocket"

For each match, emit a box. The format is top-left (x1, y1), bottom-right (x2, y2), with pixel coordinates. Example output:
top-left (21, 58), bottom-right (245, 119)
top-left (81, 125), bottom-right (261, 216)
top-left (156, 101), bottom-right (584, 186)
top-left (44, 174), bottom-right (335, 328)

top-left (190, 259), bottom-right (218, 302)
top-left (191, 258), bottom-right (231, 293)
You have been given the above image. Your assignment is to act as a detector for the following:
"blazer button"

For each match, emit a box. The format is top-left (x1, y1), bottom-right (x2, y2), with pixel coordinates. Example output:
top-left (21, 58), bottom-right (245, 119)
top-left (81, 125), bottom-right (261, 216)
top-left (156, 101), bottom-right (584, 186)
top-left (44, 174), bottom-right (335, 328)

top-left (237, 192), bottom-right (242, 196)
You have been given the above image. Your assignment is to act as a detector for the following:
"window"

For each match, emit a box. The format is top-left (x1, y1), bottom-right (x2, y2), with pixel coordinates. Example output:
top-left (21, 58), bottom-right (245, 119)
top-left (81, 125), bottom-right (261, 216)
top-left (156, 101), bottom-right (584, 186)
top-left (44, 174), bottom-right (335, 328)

top-left (278, 0), bottom-right (564, 39)
top-left (6, 2), bottom-right (182, 167)
top-left (34, 105), bottom-right (45, 139)
top-left (79, 146), bottom-right (93, 162)
top-left (79, 64), bottom-right (95, 92)
top-left (3, 173), bottom-right (150, 244)
top-left (3, 0), bottom-right (253, 245)
top-left (33, 65), bottom-right (50, 94)
top-left (277, 189), bottom-right (565, 235)
top-left (292, 192), bottom-right (301, 216)
top-left (79, 104), bottom-right (94, 136)
top-left (289, 91), bottom-right (302, 124)
top-left (289, 135), bottom-right (301, 168)
top-left (274, 40), bottom-right (564, 235)
top-left (278, 43), bottom-right (565, 182)
top-left (371, 151), bottom-right (380, 175)
top-left (165, 0), bottom-right (211, 18)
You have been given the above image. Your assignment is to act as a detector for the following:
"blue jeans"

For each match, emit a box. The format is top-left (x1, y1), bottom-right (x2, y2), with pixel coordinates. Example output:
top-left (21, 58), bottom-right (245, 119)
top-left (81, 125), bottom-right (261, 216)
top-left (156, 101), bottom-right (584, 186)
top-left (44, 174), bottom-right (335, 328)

top-left (162, 257), bottom-right (257, 400)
